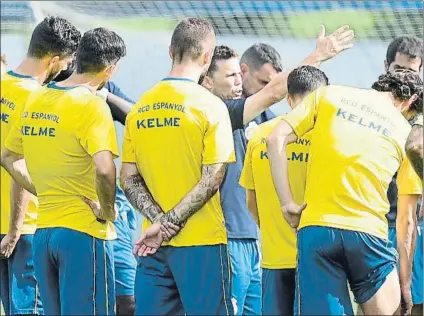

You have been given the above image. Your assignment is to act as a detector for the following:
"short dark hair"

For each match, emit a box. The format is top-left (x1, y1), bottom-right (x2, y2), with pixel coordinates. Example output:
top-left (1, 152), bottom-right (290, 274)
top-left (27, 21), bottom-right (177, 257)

top-left (287, 66), bottom-right (329, 97)
top-left (372, 69), bottom-right (423, 113)
top-left (240, 43), bottom-right (283, 72)
top-left (76, 27), bottom-right (126, 74)
top-left (170, 18), bottom-right (215, 64)
top-left (206, 45), bottom-right (238, 76)
top-left (386, 36), bottom-right (423, 68)
top-left (27, 16), bottom-right (81, 59)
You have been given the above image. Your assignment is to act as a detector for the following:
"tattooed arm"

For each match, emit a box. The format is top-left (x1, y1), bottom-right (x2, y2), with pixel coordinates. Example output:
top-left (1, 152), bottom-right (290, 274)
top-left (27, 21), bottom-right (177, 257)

top-left (120, 162), bottom-right (165, 223)
top-left (405, 124), bottom-right (423, 180)
top-left (160, 163), bottom-right (227, 226)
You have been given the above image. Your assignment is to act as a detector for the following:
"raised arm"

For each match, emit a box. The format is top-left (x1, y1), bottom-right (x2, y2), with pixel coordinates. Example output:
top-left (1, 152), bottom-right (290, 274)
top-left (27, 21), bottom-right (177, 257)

top-left (405, 124), bottom-right (423, 180)
top-left (120, 162), bottom-right (165, 223)
top-left (160, 163), bottom-right (227, 226)
top-left (242, 25), bottom-right (354, 124)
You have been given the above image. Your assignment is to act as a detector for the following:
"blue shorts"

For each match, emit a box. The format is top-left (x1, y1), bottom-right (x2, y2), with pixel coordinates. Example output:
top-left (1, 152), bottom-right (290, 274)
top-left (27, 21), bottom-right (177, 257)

top-left (135, 244), bottom-right (234, 315)
top-left (262, 268), bottom-right (295, 316)
top-left (0, 234), bottom-right (43, 315)
top-left (295, 226), bottom-right (398, 315)
top-left (113, 186), bottom-right (137, 297)
top-left (389, 221), bottom-right (423, 304)
top-left (228, 239), bottom-right (261, 315)
top-left (33, 228), bottom-right (115, 315)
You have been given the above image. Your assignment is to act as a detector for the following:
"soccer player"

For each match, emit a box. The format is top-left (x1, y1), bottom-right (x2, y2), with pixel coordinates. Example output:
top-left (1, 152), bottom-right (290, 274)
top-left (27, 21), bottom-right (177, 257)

top-left (201, 25), bottom-right (354, 315)
top-left (0, 16), bottom-right (80, 316)
top-left (55, 61), bottom-right (138, 315)
top-left (266, 69), bottom-right (423, 315)
top-left (120, 18), bottom-right (235, 315)
top-left (1, 27), bottom-right (126, 315)
top-left (240, 66), bottom-right (329, 316)
top-left (383, 36), bottom-right (423, 316)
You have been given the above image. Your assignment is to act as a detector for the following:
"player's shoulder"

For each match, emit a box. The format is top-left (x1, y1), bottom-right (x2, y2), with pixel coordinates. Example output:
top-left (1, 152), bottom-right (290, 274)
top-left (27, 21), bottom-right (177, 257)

top-left (190, 83), bottom-right (227, 108)
top-left (59, 85), bottom-right (110, 115)
top-left (250, 117), bottom-right (282, 144)
top-left (2, 72), bottom-right (40, 92)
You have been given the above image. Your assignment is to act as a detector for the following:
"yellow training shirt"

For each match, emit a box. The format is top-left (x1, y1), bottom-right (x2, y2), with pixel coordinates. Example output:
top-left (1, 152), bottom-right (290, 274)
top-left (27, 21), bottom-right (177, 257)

top-left (1, 71), bottom-right (39, 234)
top-left (122, 78), bottom-right (235, 247)
top-left (5, 82), bottom-right (119, 240)
top-left (283, 85), bottom-right (417, 239)
top-left (240, 117), bottom-right (311, 269)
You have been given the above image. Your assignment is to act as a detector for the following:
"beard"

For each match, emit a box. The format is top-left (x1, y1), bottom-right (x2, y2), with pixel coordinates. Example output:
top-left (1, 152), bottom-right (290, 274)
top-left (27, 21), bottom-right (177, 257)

top-left (43, 70), bottom-right (62, 85)
top-left (97, 81), bottom-right (107, 90)
top-left (198, 73), bottom-right (206, 85)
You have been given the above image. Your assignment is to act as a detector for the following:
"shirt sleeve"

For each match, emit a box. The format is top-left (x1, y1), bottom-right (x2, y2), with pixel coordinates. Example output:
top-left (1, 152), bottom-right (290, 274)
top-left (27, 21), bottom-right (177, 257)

top-left (224, 99), bottom-right (246, 131)
top-left (282, 88), bottom-right (322, 138)
top-left (4, 113), bottom-right (24, 155)
top-left (77, 99), bottom-right (119, 158)
top-left (202, 98), bottom-right (236, 165)
top-left (397, 156), bottom-right (423, 195)
top-left (122, 116), bottom-right (137, 163)
top-left (239, 139), bottom-right (255, 190)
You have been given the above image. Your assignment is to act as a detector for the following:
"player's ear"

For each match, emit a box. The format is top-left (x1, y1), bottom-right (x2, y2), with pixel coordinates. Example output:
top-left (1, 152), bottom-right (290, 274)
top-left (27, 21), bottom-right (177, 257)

top-left (203, 48), bottom-right (213, 68)
top-left (407, 94), bottom-right (418, 108)
top-left (240, 63), bottom-right (249, 76)
top-left (384, 60), bottom-right (389, 72)
top-left (168, 46), bottom-right (173, 60)
top-left (287, 95), bottom-right (294, 109)
top-left (47, 55), bottom-right (60, 69)
top-left (201, 75), bottom-right (213, 90)
top-left (103, 63), bottom-right (118, 78)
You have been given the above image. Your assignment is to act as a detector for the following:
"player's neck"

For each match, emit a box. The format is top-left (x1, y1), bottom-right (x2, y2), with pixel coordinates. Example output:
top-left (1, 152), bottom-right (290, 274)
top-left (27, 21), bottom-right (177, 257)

top-left (56, 73), bottom-right (102, 93)
top-left (168, 63), bottom-right (202, 83)
top-left (14, 57), bottom-right (49, 85)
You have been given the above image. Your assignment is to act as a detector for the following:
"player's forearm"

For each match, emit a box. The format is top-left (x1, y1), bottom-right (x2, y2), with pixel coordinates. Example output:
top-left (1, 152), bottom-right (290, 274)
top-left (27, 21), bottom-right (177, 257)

top-left (8, 180), bottom-right (31, 237)
top-left (107, 93), bottom-right (134, 125)
top-left (405, 125), bottom-right (423, 180)
top-left (246, 189), bottom-right (260, 226)
top-left (266, 127), bottom-right (297, 206)
top-left (396, 195), bottom-right (419, 290)
top-left (161, 164), bottom-right (227, 226)
top-left (95, 165), bottom-right (117, 221)
top-left (1, 149), bottom-right (36, 196)
top-left (121, 173), bottom-right (164, 223)
top-left (267, 136), bottom-right (294, 206)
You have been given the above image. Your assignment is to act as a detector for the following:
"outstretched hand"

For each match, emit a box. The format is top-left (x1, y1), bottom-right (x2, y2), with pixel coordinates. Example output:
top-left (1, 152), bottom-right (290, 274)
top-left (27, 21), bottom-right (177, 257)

top-left (134, 222), bottom-right (163, 257)
top-left (315, 25), bottom-right (355, 62)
